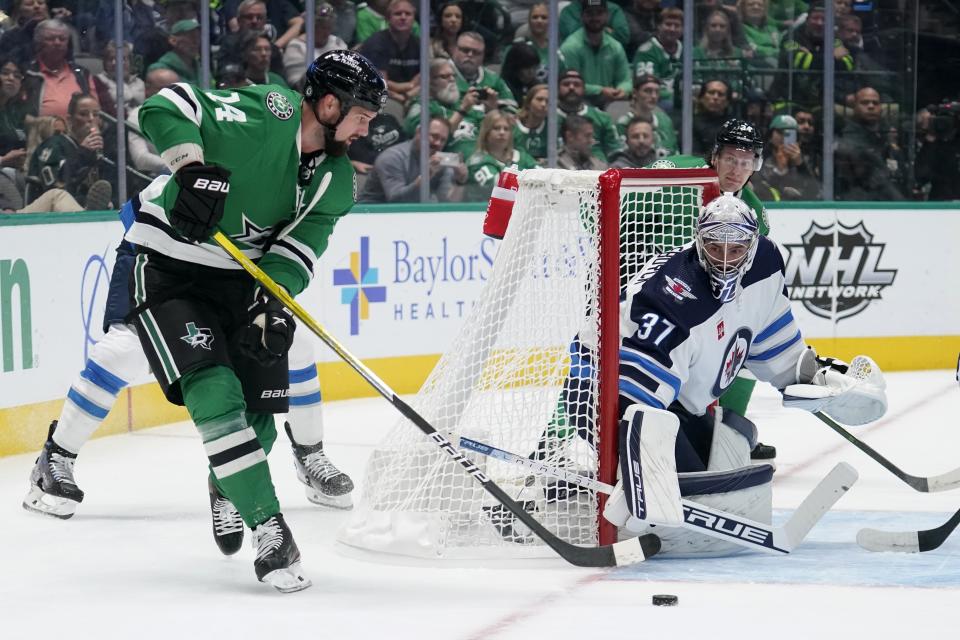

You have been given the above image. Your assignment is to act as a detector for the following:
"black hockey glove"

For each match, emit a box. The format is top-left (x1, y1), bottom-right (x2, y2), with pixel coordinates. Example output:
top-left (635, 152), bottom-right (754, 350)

top-left (171, 163), bottom-right (232, 242)
top-left (239, 286), bottom-right (296, 367)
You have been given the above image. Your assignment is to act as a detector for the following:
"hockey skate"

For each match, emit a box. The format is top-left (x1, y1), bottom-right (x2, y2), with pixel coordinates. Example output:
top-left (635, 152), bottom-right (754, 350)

top-left (750, 442), bottom-right (777, 460)
top-left (22, 421), bottom-right (84, 519)
top-left (252, 513), bottom-right (311, 593)
top-left (208, 477), bottom-right (244, 555)
top-left (284, 422), bottom-right (354, 509)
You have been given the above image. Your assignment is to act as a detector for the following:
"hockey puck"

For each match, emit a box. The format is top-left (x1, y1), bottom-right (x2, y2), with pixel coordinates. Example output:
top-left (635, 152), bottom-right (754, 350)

top-left (652, 594), bottom-right (678, 606)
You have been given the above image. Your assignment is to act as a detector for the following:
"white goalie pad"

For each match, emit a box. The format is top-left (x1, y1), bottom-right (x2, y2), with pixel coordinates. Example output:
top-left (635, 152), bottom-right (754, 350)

top-left (603, 405), bottom-right (683, 529)
top-left (783, 351), bottom-right (887, 425)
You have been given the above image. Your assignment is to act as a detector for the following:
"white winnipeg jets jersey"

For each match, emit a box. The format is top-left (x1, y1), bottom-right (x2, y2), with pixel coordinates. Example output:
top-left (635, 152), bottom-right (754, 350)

top-left (618, 238), bottom-right (805, 416)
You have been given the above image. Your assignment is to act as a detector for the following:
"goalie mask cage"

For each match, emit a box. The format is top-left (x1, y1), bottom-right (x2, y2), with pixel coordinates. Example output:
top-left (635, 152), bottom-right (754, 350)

top-left (339, 168), bottom-right (720, 560)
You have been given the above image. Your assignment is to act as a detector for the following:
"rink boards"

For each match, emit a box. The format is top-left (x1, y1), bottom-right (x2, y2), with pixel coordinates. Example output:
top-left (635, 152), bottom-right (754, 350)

top-left (0, 202), bottom-right (958, 456)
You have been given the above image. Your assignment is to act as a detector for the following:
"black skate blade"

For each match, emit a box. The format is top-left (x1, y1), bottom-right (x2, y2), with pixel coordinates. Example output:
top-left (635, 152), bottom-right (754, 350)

top-left (260, 562), bottom-right (312, 593)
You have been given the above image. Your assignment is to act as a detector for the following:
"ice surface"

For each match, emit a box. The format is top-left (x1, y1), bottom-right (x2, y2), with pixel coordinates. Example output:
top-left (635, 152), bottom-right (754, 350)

top-left (2, 371), bottom-right (958, 639)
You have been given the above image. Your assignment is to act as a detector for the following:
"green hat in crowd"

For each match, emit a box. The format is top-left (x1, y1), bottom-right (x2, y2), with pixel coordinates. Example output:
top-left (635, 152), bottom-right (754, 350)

top-left (770, 114), bottom-right (798, 130)
top-left (171, 19), bottom-right (200, 34)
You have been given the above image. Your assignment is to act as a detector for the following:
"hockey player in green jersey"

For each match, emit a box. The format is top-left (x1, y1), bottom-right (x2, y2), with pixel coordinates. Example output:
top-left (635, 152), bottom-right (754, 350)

top-left (124, 50), bottom-right (387, 592)
top-left (646, 118), bottom-right (774, 458)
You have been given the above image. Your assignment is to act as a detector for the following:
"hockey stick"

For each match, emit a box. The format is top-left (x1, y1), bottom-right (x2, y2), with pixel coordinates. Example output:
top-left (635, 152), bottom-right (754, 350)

top-left (856, 506), bottom-right (960, 553)
top-left (211, 231), bottom-right (660, 567)
top-left (459, 436), bottom-right (857, 555)
top-left (814, 412), bottom-right (960, 492)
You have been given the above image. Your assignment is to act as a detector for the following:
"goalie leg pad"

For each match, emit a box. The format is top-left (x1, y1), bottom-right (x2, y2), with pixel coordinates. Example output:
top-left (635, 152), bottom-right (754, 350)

top-left (707, 408), bottom-right (758, 472)
top-left (617, 463), bottom-right (775, 557)
top-left (607, 405), bottom-right (683, 527)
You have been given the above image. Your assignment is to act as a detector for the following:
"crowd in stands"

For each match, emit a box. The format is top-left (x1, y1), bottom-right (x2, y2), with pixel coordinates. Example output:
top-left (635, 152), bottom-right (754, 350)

top-left (0, 0), bottom-right (958, 212)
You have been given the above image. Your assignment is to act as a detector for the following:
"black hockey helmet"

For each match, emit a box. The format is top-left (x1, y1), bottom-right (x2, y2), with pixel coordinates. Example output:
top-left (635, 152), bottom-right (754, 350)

top-left (303, 50), bottom-right (387, 121)
top-left (712, 118), bottom-right (763, 171)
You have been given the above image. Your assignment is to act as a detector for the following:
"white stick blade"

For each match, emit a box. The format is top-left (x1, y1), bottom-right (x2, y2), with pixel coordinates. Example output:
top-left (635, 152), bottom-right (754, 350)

top-left (927, 467), bottom-right (960, 493)
top-left (856, 528), bottom-right (921, 553)
top-left (784, 461), bottom-right (859, 549)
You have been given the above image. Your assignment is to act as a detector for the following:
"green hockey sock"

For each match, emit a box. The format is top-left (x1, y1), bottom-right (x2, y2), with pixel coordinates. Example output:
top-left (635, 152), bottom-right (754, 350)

top-left (719, 375), bottom-right (757, 417)
top-left (182, 365), bottom-right (280, 528)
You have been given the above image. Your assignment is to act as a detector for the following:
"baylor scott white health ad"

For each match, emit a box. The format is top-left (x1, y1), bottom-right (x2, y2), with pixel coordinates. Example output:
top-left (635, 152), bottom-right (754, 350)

top-left (300, 210), bottom-right (497, 361)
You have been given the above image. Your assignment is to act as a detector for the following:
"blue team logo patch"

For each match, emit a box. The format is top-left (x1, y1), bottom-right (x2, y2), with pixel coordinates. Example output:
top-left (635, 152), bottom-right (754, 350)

top-left (265, 91), bottom-right (294, 120)
top-left (712, 327), bottom-right (752, 396)
top-left (663, 275), bottom-right (697, 302)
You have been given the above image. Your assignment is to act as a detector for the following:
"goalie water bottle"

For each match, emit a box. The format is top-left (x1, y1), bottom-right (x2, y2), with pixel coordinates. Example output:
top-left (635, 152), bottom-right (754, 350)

top-left (482, 164), bottom-right (520, 239)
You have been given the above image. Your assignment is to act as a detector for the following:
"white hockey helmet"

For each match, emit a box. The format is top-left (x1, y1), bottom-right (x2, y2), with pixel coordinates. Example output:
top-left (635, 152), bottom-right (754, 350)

top-left (695, 194), bottom-right (759, 303)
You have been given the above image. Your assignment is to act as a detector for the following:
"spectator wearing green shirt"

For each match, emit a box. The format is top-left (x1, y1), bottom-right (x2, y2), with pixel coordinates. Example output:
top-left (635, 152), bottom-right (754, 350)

top-left (466, 109), bottom-right (538, 201)
top-left (559, 0), bottom-right (633, 108)
top-left (615, 73), bottom-right (677, 156)
top-left (240, 32), bottom-right (289, 87)
top-left (739, 0), bottom-right (783, 72)
top-left (450, 31), bottom-right (517, 112)
top-left (693, 8), bottom-right (752, 99)
top-left (632, 7), bottom-right (683, 113)
top-left (557, 69), bottom-right (623, 161)
top-left (558, 0), bottom-right (630, 49)
top-left (355, 0), bottom-right (420, 44)
top-left (513, 83), bottom-right (549, 162)
top-left (404, 58), bottom-right (485, 159)
top-left (508, 3), bottom-right (549, 65)
top-left (148, 19), bottom-right (202, 85)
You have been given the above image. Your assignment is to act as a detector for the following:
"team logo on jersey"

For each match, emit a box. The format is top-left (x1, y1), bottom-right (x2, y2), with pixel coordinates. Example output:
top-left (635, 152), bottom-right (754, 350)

top-left (663, 275), bottom-right (697, 302)
top-left (265, 91), bottom-right (294, 120)
top-left (783, 221), bottom-right (897, 320)
top-left (648, 158), bottom-right (677, 169)
top-left (180, 322), bottom-right (214, 350)
top-left (712, 328), bottom-right (752, 396)
top-left (716, 320), bottom-right (725, 340)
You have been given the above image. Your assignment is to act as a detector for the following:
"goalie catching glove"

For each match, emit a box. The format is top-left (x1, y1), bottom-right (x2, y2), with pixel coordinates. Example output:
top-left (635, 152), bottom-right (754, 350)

top-left (171, 163), bottom-right (231, 242)
top-left (781, 347), bottom-right (887, 425)
top-left (239, 286), bottom-right (296, 366)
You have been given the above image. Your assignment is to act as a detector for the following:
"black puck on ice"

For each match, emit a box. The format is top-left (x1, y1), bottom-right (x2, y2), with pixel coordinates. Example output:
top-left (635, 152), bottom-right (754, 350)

top-left (652, 594), bottom-right (678, 606)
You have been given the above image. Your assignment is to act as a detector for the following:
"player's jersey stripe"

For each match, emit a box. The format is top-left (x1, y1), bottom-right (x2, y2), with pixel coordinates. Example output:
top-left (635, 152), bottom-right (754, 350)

top-left (618, 377), bottom-right (667, 410)
top-left (158, 83), bottom-right (202, 127)
top-left (755, 309), bottom-right (794, 344)
top-left (270, 237), bottom-right (315, 275)
top-left (748, 330), bottom-right (802, 362)
top-left (619, 347), bottom-right (682, 398)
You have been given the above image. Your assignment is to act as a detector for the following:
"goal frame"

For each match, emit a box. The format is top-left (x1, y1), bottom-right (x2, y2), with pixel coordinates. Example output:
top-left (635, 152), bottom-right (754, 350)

top-left (596, 167), bottom-right (720, 545)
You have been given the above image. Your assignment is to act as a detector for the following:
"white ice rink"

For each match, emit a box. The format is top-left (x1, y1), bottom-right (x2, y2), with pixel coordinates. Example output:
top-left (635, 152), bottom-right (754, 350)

top-left (3, 370), bottom-right (959, 640)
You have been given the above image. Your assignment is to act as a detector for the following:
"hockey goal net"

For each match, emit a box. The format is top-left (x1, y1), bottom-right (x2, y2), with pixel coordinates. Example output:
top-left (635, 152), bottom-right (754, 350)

top-left (339, 168), bottom-right (720, 560)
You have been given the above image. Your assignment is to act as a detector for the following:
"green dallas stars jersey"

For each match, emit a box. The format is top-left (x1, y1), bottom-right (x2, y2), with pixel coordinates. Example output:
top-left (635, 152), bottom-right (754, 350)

top-left (645, 154), bottom-right (770, 237)
top-left (126, 83), bottom-right (355, 297)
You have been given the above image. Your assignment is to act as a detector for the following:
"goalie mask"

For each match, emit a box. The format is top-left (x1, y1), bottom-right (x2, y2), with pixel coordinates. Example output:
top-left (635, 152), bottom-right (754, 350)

top-left (695, 194), bottom-right (759, 303)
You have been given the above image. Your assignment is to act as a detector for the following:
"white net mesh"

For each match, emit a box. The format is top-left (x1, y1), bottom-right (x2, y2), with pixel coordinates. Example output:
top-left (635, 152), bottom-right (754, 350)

top-left (339, 168), bottom-right (717, 560)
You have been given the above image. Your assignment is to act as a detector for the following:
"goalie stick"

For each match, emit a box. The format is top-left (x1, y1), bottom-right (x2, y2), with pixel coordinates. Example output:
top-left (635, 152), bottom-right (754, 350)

top-left (211, 231), bottom-right (660, 568)
top-left (814, 412), bottom-right (960, 492)
top-left (458, 436), bottom-right (857, 555)
top-left (856, 506), bottom-right (960, 553)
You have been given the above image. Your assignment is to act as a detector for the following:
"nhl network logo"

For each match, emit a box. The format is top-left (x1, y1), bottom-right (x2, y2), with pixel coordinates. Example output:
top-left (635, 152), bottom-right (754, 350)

top-left (783, 221), bottom-right (897, 320)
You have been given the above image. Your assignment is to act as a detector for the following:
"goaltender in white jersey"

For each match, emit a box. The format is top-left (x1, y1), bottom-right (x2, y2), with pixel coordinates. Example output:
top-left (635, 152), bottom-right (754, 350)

top-left (603, 194), bottom-right (887, 556)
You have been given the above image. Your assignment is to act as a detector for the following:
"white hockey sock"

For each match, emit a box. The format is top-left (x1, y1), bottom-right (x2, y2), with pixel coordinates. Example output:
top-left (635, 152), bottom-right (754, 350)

top-left (286, 332), bottom-right (323, 446)
top-left (54, 324), bottom-right (148, 454)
